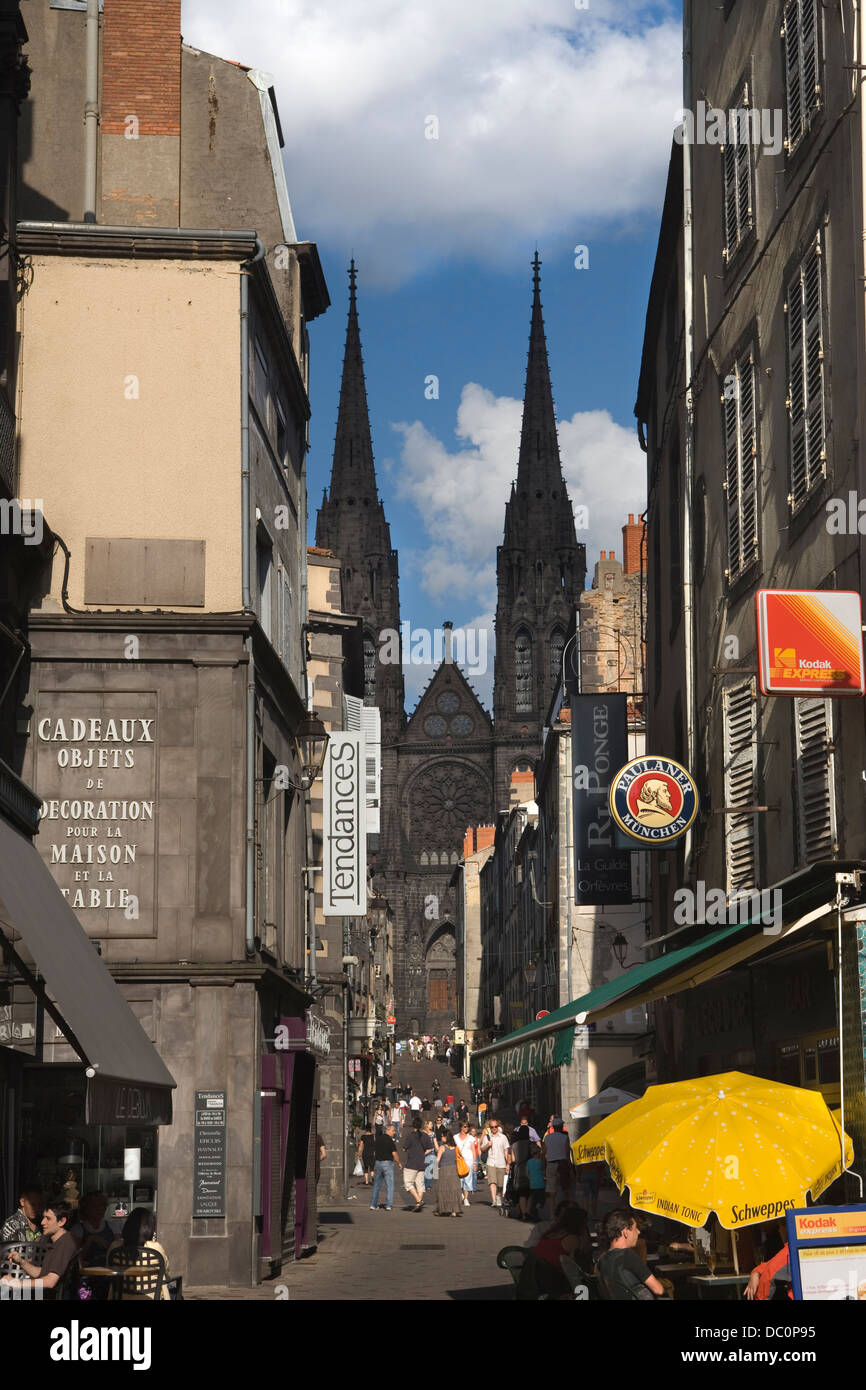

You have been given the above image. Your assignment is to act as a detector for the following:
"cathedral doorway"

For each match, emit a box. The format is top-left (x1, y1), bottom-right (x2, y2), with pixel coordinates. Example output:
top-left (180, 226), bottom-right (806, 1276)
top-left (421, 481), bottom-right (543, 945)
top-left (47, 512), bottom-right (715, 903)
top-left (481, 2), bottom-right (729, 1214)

top-left (424, 924), bottom-right (456, 1028)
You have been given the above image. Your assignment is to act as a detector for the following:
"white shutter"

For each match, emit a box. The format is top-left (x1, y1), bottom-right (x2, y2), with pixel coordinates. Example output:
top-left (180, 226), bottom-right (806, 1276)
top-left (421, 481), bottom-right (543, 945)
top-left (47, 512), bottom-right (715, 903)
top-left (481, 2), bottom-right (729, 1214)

top-left (723, 680), bottom-right (758, 893)
top-left (360, 704), bottom-right (381, 834)
top-left (794, 698), bottom-right (837, 862)
top-left (343, 694), bottom-right (363, 730)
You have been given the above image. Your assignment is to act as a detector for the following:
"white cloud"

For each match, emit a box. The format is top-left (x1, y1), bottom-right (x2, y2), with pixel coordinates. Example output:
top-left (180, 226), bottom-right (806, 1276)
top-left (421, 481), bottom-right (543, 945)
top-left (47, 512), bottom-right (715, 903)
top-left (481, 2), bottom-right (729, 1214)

top-left (393, 382), bottom-right (645, 608)
top-left (181, 0), bottom-right (681, 284)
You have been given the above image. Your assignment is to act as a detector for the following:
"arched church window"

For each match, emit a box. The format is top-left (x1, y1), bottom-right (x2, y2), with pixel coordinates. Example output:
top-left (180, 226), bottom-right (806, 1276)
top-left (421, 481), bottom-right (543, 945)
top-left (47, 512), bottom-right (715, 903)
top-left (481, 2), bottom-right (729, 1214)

top-left (515, 630), bottom-right (533, 713)
top-left (429, 851), bottom-right (439, 866)
top-left (549, 628), bottom-right (565, 686)
top-left (363, 633), bottom-right (376, 702)
top-left (419, 851), bottom-right (429, 866)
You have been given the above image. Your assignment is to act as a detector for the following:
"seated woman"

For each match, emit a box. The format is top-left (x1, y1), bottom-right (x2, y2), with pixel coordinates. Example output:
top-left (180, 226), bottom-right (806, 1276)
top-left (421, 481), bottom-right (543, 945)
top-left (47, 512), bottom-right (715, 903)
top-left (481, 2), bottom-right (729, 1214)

top-left (529, 1207), bottom-right (594, 1298)
top-left (108, 1207), bottom-right (171, 1301)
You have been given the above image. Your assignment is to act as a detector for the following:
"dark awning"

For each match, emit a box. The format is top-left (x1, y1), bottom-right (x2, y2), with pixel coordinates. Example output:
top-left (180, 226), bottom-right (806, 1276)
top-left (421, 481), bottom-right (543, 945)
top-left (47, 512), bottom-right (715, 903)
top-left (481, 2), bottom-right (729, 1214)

top-left (470, 862), bottom-right (858, 1088)
top-left (0, 817), bottom-right (175, 1124)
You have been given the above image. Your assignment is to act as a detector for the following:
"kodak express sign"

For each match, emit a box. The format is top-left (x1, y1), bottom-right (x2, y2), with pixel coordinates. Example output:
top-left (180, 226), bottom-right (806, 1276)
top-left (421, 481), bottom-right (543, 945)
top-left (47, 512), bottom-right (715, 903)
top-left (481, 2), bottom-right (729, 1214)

top-left (756, 590), bottom-right (865, 696)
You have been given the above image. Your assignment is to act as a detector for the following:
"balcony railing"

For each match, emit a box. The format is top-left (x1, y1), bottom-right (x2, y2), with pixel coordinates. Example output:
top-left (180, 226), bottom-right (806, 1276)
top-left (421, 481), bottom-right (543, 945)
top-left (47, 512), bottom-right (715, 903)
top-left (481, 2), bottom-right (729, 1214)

top-left (0, 759), bottom-right (41, 837)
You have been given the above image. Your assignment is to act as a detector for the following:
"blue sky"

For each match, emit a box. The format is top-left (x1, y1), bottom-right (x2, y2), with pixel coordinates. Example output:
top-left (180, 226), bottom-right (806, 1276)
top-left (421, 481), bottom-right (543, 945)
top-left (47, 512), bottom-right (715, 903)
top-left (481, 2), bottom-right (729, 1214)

top-left (182, 0), bottom-right (682, 708)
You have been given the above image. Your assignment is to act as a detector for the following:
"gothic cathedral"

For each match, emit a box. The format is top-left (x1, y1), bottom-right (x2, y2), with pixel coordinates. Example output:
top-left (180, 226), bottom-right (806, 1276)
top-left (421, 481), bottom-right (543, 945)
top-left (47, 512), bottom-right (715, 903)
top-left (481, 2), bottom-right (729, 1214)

top-left (316, 255), bottom-right (586, 1036)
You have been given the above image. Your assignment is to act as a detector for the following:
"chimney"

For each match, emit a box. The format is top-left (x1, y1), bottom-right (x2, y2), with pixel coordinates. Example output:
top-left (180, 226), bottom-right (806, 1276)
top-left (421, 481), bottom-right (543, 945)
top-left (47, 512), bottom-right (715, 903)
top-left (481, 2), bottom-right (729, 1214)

top-left (622, 514), bottom-right (646, 575)
top-left (101, 0), bottom-right (182, 225)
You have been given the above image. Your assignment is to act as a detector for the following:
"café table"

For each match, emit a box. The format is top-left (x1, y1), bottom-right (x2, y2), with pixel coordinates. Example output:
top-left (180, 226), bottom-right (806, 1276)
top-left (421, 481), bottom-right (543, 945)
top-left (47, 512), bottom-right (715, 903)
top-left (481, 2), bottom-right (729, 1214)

top-left (80, 1265), bottom-right (124, 1300)
top-left (688, 1273), bottom-right (750, 1301)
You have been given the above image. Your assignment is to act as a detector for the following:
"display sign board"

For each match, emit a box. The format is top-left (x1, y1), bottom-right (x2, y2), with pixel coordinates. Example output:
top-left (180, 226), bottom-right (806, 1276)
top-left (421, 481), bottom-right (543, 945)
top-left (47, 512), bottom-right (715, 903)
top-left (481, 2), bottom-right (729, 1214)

top-left (787, 1205), bottom-right (866, 1300)
top-left (570, 693), bottom-right (632, 903)
top-left (322, 733), bottom-right (367, 916)
top-left (609, 756), bottom-right (699, 846)
top-left (193, 1090), bottom-right (227, 1219)
top-left (756, 589), bottom-right (865, 696)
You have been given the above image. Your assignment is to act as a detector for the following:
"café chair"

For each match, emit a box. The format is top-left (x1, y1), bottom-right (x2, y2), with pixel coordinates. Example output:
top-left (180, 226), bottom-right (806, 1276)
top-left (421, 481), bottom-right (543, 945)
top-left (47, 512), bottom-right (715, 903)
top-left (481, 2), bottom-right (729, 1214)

top-left (107, 1244), bottom-right (166, 1301)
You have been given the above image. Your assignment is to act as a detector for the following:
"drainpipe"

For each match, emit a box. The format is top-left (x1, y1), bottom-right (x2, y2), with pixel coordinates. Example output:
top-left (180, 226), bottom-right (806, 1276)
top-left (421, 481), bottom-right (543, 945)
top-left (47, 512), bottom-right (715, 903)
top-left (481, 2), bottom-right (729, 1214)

top-left (83, 0), bottom-right (99, 223)
top-left (681, 0), bottom-right (697, 878)
top-left (241, 237), bottom-right (266, 957)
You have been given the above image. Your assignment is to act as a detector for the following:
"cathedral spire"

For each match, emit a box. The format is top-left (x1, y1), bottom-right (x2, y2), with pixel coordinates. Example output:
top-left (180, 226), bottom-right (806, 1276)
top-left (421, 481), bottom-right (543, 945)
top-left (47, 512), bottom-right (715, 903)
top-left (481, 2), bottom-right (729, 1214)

top-left (515, 251), bottom-right (566, 497)
top-left (324, 259), bottom-right (378, 506)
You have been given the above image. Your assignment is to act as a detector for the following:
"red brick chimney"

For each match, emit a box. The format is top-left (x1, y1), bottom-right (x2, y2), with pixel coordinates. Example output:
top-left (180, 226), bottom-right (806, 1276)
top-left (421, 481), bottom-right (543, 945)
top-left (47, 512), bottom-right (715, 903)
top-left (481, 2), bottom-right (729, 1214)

top-left (622, 513), bottom-right (646, 575)
top-left (100, 0), bottom-right (182, 224)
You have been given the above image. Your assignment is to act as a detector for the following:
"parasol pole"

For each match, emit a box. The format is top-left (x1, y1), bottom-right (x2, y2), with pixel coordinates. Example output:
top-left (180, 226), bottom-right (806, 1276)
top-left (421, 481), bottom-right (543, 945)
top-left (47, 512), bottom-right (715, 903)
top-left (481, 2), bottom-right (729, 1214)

top-left (732, 1230), bottom-right (739, 1276)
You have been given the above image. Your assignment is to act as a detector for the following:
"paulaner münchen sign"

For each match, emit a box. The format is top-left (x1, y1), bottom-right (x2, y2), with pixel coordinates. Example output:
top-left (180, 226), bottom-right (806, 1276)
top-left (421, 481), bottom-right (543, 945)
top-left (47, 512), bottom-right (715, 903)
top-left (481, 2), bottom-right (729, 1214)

top-left (322, 733), bottom-right (367, 916)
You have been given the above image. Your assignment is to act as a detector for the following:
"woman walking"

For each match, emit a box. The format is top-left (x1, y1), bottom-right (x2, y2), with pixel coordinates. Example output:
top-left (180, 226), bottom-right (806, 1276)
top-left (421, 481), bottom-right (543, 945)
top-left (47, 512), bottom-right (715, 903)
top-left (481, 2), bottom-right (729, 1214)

top-left (454, 1122), bottom-right (478, 1207)
top-left (358, 1125), bottom-right (375, 1188)
top-left (422, 1118), bottom-right (438, 1191)
top-left (434, 1131), bottom-right (463, 1217)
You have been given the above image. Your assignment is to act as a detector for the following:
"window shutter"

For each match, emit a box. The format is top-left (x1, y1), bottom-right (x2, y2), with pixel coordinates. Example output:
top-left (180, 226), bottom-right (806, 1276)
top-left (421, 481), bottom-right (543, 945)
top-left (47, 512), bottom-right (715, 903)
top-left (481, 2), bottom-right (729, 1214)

top-left (722, 85), bottom-right (753, 261)
top-left (784, 0), bottom-right (803, 151)
top-left (787, 235), bottom-right (825, 510)
top-left (360, 704), bottom-right (381, 834)
top-left (794, 698), bottom-right (837, 861)
top-left (343, 694), bottom-right (363, 730)
top-left (724, 680), bottom-right (758, 893)
top-left (723, 350), bottom-right (757, 581)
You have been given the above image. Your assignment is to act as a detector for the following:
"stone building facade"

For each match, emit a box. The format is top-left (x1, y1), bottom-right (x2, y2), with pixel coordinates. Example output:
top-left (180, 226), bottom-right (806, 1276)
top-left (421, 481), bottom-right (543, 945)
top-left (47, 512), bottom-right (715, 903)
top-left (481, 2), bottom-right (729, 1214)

top-left (636, 0), bottom-right (866, 1166)
top-left (317, 255), bottom-right (586, 1038)
top-left (11, 0), bottom-right (331, 1282)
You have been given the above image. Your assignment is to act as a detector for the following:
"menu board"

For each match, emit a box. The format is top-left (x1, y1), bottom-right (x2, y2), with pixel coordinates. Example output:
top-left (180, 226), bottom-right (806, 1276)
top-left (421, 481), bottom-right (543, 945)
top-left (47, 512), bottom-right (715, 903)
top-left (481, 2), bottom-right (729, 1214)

top-left (787, 1205), bottom-right (866, 1300)
top-left (193, 1091), bottom-right (226, 1218)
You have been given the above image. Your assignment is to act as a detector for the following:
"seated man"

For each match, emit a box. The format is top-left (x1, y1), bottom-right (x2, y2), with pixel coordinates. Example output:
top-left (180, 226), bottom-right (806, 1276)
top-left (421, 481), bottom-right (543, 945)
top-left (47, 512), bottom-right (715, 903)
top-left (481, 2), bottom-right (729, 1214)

top-left (596, 1209), bottom-right (666, 1300)
top-left (0, 1183), bottom-right (43, 1246)
top-left (0, 1201), bottom-right (78, 1297)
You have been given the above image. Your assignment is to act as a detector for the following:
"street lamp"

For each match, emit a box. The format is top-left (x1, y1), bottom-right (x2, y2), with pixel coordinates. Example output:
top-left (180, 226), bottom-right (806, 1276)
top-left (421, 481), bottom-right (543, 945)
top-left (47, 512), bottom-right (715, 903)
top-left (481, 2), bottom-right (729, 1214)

top-left (292, 713), bottom-right (330, 788)
top-left (612, 932), bottom-right (628, 968)
top-left (523, 958), bottom-right (537, 988)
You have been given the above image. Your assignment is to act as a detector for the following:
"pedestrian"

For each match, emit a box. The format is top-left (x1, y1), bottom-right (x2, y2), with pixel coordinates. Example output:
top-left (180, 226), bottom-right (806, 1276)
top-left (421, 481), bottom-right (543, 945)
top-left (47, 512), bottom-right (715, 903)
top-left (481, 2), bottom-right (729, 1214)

top-left (596, 1210), bottom-right (666, 1300)
top-left (373, 1102), bottom-right (387, 1132)
top-left (509, 1124), bottom-right (533, 1221)
top-left (408, 1089), bottom-right (423, 1116)
top-left (577, 1158), bottom-right (604, 1219)
top-left (434, 1130), bottom-right (463, 1217)
top-left (422, 1119), bottom-right (438, 1190)
top-left (432, 1075), bottom-right (441, 1097)
top-left (527, 1143), bottom-right (547, 1220)
top-left (421, 1095), bottom-right (431, 1112)
top-left (401, 1121), bottom-right (433, 1213)
top-left (542, 1117), bottom-right (573, 1217)
top-left (477, 1096), bottom-right (488, 1130)
top-left (454, 1121), bottom-right (477, 1206)
top-left (480, 1118), bottom-right (511, 1208)
top-left (456, 1098), bottom-right (468, 1125)
top-left (370, 1123), bottom-right (402, 1211)
top-left (358, 1125), bottom-right (376, 1187)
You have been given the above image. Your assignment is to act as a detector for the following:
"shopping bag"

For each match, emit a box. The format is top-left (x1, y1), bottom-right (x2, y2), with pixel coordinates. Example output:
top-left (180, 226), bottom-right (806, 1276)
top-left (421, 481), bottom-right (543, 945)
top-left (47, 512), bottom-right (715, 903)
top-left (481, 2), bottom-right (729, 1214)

top-left (352, 1158), bottom-right (364, 1177)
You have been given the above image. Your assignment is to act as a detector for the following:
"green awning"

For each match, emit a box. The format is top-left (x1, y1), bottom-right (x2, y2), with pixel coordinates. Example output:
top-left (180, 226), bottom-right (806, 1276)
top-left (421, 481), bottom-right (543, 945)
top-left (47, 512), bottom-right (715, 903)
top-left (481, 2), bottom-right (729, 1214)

top-left (469, 865), bottom-right (852, 1089)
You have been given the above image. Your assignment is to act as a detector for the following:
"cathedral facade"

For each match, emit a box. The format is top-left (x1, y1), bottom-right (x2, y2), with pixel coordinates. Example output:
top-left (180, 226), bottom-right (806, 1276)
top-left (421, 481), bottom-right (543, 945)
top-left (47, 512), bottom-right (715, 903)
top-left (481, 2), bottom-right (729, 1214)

top-left (316, 256), bottom-right (586, 1037)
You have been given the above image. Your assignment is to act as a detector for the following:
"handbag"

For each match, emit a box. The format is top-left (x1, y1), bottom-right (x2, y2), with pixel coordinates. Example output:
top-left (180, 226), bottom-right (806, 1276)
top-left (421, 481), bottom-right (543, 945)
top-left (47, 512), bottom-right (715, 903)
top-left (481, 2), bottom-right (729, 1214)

top-left (455, 1150), bottom-right (470, 1178)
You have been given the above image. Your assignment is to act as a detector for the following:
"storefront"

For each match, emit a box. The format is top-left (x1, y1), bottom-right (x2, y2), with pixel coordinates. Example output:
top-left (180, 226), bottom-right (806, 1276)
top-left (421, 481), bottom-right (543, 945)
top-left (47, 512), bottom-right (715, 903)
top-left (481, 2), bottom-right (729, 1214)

top-left (0, 763), bottom-right (175, 1223)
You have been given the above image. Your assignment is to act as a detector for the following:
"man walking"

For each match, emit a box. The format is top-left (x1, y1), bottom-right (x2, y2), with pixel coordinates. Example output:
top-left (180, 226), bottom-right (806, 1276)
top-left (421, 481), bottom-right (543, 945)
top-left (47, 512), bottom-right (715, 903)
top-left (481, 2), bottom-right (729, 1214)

top-left (401, 1121), bottom-right (433, 1212)
top-left (370, 1123), bottom-right (402, 1211)
top-left (480, 1119), bottom-right (511, 1208)
top-left (408, 1090), bottom-right (423, 1117)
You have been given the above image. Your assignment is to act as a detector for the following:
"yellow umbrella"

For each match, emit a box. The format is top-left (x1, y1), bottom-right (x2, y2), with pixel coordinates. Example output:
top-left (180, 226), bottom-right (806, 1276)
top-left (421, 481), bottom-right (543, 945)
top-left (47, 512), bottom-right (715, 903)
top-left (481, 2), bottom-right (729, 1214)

top-left (571, 1071), bottom-right (854, 1231)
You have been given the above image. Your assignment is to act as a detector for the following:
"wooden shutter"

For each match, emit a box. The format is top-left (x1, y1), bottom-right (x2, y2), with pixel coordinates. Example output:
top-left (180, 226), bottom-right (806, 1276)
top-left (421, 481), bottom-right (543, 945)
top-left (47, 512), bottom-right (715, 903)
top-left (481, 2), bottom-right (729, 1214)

top-left (723, 350), bottom-right (757, 581)
top-left (787, 234), bottom-right (825, 510)
top-left (722, 85), bottom-right (753, 261)
top-left (794, 698), bottom-right (837, 862)
top-left (360, 704), bottom-right (381, 834)
top-left (784, 0), bottom-right (819, 155)
top-left (724, 680), bottom-right (758, 893)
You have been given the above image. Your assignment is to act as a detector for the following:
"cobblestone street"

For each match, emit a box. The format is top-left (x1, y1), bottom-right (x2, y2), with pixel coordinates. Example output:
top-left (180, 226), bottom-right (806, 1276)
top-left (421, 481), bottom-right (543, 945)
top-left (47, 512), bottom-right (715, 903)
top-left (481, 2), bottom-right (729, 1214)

top-left (186, 1190), bottom-right (518, 1300)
